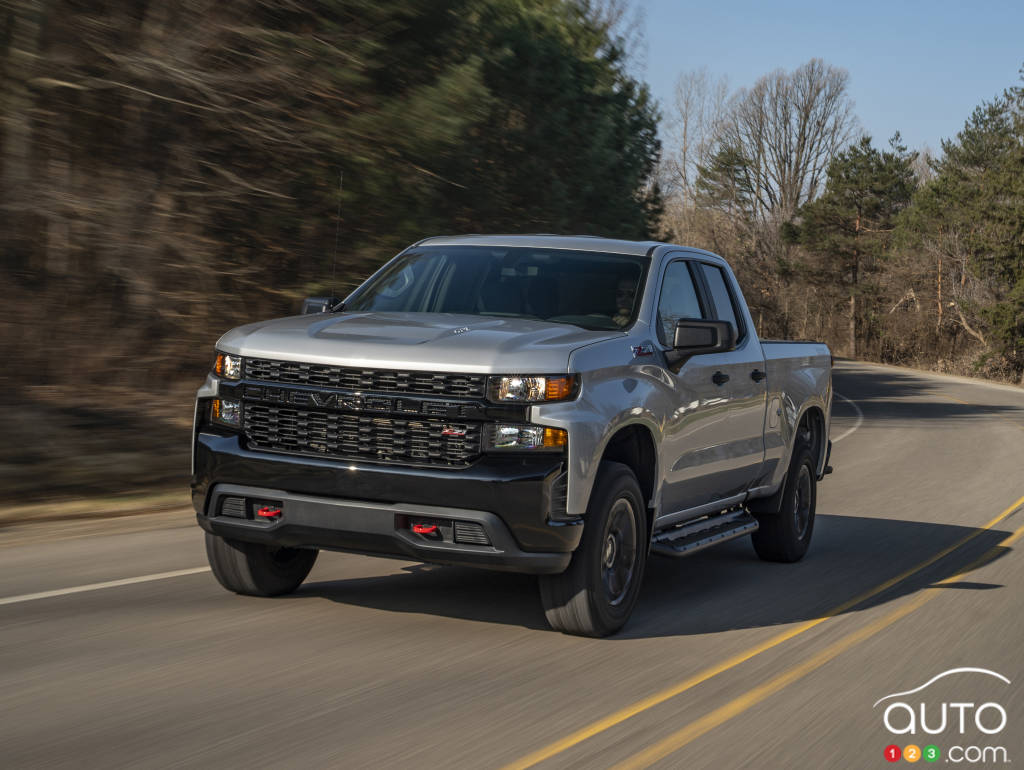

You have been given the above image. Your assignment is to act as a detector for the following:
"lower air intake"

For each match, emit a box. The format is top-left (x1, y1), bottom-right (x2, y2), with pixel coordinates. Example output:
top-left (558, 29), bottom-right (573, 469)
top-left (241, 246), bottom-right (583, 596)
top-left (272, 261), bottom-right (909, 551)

top-left (453, 521), bottom-right (491, 546)
top-left (220, 496), bottom-right (246, 518)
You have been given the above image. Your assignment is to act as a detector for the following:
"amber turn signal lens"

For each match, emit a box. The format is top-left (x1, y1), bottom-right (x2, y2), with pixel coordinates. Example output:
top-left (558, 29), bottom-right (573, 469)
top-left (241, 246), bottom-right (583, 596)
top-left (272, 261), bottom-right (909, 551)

top-left (544, 375), bottom-right (577, 401)
top-left (543, 427), bottom-right (568, 448)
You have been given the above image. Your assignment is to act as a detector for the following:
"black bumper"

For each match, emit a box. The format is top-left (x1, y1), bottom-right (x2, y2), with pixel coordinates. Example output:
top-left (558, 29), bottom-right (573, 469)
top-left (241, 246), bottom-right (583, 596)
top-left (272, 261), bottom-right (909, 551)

top-left (191, 432), bottom-right (581, 574)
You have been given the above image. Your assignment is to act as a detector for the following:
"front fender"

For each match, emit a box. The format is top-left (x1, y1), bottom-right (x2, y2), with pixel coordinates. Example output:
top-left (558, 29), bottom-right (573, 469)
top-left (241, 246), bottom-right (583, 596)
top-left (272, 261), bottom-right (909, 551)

top-left (531, 351), bottom-right (668, 517)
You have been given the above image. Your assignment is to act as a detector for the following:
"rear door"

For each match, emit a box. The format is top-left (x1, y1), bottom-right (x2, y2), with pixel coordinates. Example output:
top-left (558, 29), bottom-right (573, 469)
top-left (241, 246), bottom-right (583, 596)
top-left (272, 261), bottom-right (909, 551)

top-left (691, 260), bottom-right (768, 495)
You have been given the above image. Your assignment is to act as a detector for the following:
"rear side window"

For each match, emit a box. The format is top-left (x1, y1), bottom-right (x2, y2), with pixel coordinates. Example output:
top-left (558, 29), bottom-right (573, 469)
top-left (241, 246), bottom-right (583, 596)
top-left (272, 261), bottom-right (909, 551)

top-left (700, 264), bottom-right (743, 341)
top-left (656, 261), bottom-right (703, 345)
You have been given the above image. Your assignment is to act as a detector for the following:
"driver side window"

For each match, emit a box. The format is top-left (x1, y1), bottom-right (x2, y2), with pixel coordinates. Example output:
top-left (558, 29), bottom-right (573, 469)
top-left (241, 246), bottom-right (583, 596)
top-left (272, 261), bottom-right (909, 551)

top-left (656, 261), bottom-right (704, 345)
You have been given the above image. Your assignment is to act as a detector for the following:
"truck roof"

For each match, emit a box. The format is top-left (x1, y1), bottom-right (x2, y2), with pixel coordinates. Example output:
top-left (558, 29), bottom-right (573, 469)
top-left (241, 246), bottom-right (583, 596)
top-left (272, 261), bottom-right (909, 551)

top-left (414, 234), bottom-right (675, 257)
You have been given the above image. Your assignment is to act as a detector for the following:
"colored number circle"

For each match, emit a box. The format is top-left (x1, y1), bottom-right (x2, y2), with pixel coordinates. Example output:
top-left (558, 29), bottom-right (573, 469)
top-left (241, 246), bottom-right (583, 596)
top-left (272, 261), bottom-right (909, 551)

top-left (904, 744), bottom-right (921, 763)
top-left (923, 745), bottom-right (940, 763)
top-left (885, 745), bottom-right (902, 762)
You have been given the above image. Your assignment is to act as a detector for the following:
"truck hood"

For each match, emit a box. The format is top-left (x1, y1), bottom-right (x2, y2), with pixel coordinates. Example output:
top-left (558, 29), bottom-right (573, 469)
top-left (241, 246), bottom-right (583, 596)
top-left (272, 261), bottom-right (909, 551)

top-left (216, 312), bottom-right (623, 373)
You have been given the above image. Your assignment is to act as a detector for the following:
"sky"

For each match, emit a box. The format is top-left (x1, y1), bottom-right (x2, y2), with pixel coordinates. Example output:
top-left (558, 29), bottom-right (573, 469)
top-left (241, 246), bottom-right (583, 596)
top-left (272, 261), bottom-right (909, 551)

top-left (638, 0), bottom-right (1024, 155)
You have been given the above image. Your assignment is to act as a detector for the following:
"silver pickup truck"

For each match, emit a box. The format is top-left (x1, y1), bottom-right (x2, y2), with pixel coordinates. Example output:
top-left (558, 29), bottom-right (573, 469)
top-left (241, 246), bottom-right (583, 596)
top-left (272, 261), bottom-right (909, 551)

top-left (192, 235), bottom-right (832, 636)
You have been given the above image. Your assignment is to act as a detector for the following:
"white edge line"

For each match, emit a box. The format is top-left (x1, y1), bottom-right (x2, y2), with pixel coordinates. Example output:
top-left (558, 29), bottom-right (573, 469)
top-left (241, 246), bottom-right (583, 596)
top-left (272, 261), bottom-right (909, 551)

top-left (831, 392), bottom-right (863, 443)
top-left (872, 667), bottom-right (1011, 708)
top-left (0, 567), bottom-right (211, 606)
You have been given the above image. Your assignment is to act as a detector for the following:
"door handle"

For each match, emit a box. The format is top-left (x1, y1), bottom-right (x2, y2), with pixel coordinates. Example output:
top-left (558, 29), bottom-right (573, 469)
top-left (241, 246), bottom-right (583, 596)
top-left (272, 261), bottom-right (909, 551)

top-left (750, 369), bottom-right (766, 382)
top-left (712, 371), bottom-right (730, 386)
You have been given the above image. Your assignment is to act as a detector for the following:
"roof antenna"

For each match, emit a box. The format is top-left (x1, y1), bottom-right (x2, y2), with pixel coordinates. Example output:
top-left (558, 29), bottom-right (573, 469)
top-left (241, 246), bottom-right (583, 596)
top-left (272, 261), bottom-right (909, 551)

top-left (329, 170), bottom-right (344, 311)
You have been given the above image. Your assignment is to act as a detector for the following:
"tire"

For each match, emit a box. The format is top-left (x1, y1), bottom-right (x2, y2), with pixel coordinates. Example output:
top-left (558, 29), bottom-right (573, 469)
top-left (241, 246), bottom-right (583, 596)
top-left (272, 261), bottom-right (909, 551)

top-left (751, 446), bottom-right (817, 563)
top-left (205, 532), bottom-right (318, 597)
top-left (539, 461), bottom-right (648, 637)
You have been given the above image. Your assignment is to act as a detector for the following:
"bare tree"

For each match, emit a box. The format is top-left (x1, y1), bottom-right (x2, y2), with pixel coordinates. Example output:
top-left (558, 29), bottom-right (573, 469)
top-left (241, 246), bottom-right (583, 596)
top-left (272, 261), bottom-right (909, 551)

top-left (912, 144), bottom-right (936, 185)
top-left (718, 58), bottom-right (858, 223)
top-left (664, 68), bottom-right (730, 201)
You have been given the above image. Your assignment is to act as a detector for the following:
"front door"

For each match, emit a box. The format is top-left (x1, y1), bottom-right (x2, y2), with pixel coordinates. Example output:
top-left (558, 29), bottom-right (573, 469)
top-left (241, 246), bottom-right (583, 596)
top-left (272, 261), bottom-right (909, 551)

top-left (655, 259), bottom-right (767, 518)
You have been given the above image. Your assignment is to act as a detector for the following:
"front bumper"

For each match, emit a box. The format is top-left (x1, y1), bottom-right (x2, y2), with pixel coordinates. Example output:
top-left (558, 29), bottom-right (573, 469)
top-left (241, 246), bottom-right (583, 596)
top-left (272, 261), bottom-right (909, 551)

top-left (192, 432), bottom-right (582, 574)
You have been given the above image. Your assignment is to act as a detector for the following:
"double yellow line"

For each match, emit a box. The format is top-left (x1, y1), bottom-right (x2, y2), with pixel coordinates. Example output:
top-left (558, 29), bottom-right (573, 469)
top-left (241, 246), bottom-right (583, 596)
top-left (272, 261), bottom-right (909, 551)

top-left (504, 492), bottom-right (1024, 770)
top-left (616, 514), bottom-right (1024, 768)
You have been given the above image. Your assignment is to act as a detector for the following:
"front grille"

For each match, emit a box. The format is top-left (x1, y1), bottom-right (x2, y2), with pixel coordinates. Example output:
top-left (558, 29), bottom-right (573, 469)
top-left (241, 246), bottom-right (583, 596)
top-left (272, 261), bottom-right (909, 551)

top-left (244, 404), bottom-right (481, 467)
top-left (245, 358), bottom-right (487, 399)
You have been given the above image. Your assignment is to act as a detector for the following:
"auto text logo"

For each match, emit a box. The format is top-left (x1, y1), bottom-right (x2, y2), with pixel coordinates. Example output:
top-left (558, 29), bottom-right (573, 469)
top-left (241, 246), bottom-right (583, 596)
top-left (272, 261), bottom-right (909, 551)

top-left (874, 668), bottom-right (1011, 764)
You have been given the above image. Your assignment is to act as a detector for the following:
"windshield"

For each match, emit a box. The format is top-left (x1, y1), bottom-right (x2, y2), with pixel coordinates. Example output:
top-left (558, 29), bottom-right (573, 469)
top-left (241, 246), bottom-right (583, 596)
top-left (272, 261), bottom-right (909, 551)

top-left (345, 246), bottom-right (649, 331)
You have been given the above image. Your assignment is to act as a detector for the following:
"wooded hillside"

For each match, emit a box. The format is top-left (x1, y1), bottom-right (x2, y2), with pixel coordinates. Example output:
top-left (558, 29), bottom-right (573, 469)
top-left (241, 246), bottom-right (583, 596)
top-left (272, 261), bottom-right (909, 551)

top-left (2, 3), bottom-right (1022, 386)
top-left (1, 0), bottom-right (662, 386)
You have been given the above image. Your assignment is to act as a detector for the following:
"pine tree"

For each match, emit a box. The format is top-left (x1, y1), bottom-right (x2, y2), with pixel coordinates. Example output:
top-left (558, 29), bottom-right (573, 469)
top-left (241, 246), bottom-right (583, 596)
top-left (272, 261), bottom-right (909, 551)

top-left (695, 145), bottom-right (757, 219)
top-left (786, 135), bottom-right (918, 356)
top-left (898, 77), bottom-right (1024, 377)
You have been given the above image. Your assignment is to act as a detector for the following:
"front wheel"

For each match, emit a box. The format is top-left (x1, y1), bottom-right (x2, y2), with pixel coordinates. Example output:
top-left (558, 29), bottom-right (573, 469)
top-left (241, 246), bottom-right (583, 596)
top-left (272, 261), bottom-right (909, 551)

top-left (205, 533), bottom-right (318, 596)
top-left (539, 462), bottom-right (648, 637)
top-left (751, 446), bottom-right (817, 562)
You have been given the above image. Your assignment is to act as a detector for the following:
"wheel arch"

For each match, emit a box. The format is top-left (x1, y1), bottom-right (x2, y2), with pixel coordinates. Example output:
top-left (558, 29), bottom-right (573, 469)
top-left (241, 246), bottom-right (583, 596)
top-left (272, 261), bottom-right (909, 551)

top-left (598, 422), bottom-right (658, 537)
top-left (749, 404), bottom-right (827, 516)
top-left (795, 404), bottom-right (828, 474)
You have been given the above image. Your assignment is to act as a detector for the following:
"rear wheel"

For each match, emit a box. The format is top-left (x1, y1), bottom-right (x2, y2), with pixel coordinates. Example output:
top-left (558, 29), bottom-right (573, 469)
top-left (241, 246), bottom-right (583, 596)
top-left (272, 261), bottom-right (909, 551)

top-left (751, 446), bottom-right (817, 562)
top-left (205, 533), bottom-right (318, 596)
top-left (539, 462), bottom-right (648, 637)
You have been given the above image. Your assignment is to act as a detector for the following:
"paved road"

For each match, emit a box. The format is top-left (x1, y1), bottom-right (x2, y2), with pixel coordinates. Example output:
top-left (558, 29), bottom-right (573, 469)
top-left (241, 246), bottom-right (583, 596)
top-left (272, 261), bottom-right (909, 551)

top-left (3, 362), bottom-right (1024, 769)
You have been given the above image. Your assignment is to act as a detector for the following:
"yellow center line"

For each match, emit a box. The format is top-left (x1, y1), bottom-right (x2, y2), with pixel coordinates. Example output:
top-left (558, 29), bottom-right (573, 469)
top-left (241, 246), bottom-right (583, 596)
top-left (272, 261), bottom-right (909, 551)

top-left (502, 492), bottom-right (1024, 770)
top-left (614, 520), bottom-right (1024, 769)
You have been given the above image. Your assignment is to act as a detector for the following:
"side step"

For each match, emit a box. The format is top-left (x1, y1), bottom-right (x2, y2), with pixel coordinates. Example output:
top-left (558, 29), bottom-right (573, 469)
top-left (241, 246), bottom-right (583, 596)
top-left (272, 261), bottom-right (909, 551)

top-left (650, 509), bottom-right (759, 558)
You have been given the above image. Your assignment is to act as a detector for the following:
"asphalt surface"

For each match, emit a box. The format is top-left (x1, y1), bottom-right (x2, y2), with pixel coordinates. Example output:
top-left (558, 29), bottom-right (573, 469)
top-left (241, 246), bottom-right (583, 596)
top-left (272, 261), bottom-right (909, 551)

top-left (3, 361), bottom-right (1024, 769)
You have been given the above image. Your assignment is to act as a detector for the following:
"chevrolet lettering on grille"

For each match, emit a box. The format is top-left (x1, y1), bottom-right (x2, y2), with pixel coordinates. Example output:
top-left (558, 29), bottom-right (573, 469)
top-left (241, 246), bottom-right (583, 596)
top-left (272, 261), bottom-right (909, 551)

top-left (242, 384), bottom-right (479, 419)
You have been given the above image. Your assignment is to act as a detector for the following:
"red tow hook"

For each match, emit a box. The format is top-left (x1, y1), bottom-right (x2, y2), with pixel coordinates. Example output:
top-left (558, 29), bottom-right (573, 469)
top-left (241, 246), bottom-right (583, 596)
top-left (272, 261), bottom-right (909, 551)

top-left (256, 506), bottom-right (282, 518)
top-left (412, 523), bottom-right (438, 535)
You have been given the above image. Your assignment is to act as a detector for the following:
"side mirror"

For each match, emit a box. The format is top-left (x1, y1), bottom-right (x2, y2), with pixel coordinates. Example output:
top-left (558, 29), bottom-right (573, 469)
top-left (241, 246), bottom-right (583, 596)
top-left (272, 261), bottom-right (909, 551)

top-left (301, 296), bottom-right (342, 315)
top-left (666, 320), bottom-right (735, 366)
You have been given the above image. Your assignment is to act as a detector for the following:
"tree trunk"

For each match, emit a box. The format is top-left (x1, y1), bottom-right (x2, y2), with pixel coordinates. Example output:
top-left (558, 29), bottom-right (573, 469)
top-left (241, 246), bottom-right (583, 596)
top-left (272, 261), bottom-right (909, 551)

top-left (850, 213), bottom-right (860, 359)
top-left (1, 1), bottom-right (46, 269)
top-left (848, 293), bottom-right (856, 358)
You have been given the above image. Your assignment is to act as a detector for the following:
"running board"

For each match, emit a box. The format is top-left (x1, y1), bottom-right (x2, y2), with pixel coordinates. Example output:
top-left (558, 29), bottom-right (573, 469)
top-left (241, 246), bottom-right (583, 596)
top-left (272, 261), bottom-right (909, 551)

top-left (650, 510), bottom-right (759, 558)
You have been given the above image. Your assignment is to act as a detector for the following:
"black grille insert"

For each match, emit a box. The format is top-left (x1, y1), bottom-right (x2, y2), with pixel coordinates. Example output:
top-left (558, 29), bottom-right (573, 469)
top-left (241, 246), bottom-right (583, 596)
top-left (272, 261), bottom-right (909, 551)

top-left (245, 359), bottom-right (487, 399)
top-left (244, 404), bottom-right (481, 466)
top-left (454, 521), bottom-right (491, 546)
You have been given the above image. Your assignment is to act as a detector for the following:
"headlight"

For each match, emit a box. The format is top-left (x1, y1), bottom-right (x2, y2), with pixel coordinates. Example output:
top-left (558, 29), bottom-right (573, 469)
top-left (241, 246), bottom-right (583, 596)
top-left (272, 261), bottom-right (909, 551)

top-left (211, 399), bottom-right (242, 428)
top-left (484, 424), bottom-right (567, 451)
top-left (214, 352), bottom-right (242, 380)
top-left (487, 375), bottom-right (578, 403)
